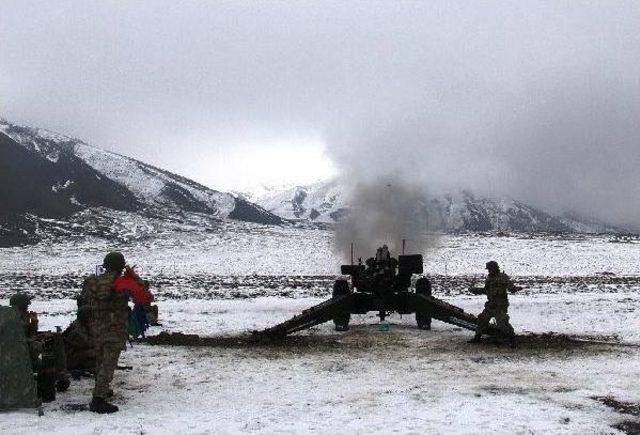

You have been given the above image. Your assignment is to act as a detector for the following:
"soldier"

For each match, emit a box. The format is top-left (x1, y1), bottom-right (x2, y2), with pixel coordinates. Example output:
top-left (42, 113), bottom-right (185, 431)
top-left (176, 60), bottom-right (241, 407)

top-left (81, 252), bottom-right (146, 414)
top-left (469, 261), bottom-right (521, 347)
top-left (63, 306), bottom-right (96, 372)
top-left (9, 292), bottom-right (38, 338)
top-left (9, 292), bottom-right (41, 368)
top-left (9, 292), bottom-right (70, 398)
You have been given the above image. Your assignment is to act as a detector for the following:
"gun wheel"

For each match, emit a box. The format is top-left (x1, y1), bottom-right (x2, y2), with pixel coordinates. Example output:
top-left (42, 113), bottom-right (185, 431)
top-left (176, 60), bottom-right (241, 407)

top-left (332, 279), bottom-right (351, 331)
top-left (415, 277), bottom-right (432, 330)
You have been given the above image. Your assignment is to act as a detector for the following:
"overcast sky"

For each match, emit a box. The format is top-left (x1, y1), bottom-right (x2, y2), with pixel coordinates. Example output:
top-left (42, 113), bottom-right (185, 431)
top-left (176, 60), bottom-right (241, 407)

top-left (2, 1), bottom-right (640, 227)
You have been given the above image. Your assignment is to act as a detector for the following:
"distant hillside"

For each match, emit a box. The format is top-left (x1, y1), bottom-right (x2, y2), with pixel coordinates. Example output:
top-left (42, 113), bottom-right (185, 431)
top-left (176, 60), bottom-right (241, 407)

top-left (253, 180), bottom-right (618, 234)
top-left (0, 118), bottom-right (282, 246)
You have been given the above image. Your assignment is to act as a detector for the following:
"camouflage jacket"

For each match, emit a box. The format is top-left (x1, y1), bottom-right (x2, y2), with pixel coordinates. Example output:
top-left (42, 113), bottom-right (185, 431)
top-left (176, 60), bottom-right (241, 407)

top-left (482, 272), bottom-right (516, 304)
top-left (80, 272), bottom-right (129, 343)
top-left (14, 309), bottom-right (38, 339)
top-left (63, 320), bottom-right (94, 351)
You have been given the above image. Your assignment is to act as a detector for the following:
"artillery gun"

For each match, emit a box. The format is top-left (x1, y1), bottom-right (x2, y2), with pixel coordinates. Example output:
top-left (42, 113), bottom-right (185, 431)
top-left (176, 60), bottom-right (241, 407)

top-left (259, 245), bottom-right (499, 338)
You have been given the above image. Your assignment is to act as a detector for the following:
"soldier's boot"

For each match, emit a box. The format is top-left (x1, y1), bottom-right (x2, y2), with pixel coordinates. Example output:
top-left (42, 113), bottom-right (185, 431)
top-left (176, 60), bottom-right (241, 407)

top-left (89, 397), bottom-right (119, 414)
top-left (106, 388), bottom-right (114, 398)
top-left (507, 335), bottom-right (518, 348)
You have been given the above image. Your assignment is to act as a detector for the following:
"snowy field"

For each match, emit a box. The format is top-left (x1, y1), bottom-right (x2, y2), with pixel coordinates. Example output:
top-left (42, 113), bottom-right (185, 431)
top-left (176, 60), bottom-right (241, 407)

top-left (1, 231), bottom-right (640, 434)
top-left (1, 226), bottom-right (639, 278)
top-left (1, 228), bottom-right (640, 302)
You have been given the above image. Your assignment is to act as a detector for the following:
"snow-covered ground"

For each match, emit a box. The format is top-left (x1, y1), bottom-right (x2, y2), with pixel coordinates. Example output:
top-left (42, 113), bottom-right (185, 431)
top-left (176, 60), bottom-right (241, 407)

top-left (1, 293), bottom-right (639, 434)
top-left (1, 232), bottom-right (639, 434)
top-left (1, 230), bottom-right (639, 278)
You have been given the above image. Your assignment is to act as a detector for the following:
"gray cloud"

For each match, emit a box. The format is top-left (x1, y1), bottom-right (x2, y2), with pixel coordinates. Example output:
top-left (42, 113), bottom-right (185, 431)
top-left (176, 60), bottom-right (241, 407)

top-left (1, 1), bottom-right (639, 228)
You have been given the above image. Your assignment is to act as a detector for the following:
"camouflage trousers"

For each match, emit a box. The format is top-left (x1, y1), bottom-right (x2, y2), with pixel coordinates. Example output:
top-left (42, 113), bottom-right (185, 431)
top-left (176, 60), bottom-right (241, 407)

top-left (476, 304), bottom-right (515, 338)
top-left (67, 349), bottom-right (96, 371)
top-left (93, 340), bottom-right (123, 399)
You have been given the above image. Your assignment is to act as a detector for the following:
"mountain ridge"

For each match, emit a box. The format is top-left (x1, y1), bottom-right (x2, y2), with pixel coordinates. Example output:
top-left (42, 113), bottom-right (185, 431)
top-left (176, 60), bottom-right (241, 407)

top-left (251, 180), bottom-right (620, 234)
top-left (0, 118), bottom-right (282, 246)
top-left (0, 117), bottom-right (624, 248)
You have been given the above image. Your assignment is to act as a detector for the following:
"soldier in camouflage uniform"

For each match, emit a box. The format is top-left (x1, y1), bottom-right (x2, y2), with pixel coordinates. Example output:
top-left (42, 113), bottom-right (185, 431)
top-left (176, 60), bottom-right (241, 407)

top-left (81, 252), bottom-right (142, 414)
top-left (63, 306), bottom-right (96, 371)
top-left (9, 293), bottom-right (38, 338)
top-left (9, 293), bottom-right (42, 371)
top-left (469, 261), bottom-right (521, 346)
top-left (0, 305), bottom-right (40, 411)
top-left (9, 293), bottom-right (71, 398)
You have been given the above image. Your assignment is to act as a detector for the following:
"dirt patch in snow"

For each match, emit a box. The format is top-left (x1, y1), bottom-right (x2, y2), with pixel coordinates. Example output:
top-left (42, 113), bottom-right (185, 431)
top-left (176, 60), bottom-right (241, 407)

top-left (593, 396), bottom-right (640, 416)
top-left (510, 332), bottom-right (626, 349)
top-left (614, 421), bottom-right (640, 435)
top-left (592, 396), bottom-right (640, 435)
top-left (144, 330), bottom-right (625, 354)
top-left (144, 331), bottom-right (346, 350)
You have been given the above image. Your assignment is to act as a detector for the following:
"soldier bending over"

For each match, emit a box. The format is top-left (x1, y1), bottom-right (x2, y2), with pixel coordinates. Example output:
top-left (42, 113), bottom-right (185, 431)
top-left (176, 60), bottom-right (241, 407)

top-left (10, 292), bottom-right (70, 397)
top-left (63, 306), bottom-right (96, 372)
top-left (469, 261), bottom-right (521, 347)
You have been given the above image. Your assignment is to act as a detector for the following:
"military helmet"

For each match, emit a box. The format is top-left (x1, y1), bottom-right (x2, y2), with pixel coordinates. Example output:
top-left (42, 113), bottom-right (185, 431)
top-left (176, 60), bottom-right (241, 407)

top-left (103, 252), bottom-right (126, 272)
top-left (485, 260), bottom-right (499, 271)
top-left (9, 292), bottom-right (32, 310)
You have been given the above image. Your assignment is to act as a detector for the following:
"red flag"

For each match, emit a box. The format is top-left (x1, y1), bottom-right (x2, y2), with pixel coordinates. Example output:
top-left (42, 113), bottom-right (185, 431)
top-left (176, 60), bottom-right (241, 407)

top-left (112, 275), bottom-right (151, 305)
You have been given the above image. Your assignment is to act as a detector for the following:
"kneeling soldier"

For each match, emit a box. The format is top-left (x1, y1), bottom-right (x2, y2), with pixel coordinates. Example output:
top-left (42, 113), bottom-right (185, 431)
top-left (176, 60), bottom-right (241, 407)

top-left (469, 261), bottom-right (521, 347)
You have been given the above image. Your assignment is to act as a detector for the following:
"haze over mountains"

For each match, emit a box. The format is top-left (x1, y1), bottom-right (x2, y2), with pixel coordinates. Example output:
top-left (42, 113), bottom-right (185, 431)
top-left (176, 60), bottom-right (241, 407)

top-left (0, 119), bottom-right (281, 246)
top-left (0, 118), bottom-right (622, 247)
top-left (250, 181), bottom-right (618, 234)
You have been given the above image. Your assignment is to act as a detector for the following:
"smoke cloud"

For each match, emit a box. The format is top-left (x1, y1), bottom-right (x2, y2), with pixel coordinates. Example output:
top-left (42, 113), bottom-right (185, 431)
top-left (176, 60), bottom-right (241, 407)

top-left (325, 71), bottom-right (640, 246)
top-left (334, 180), bottom-right (432, 261)
top-left (326, 71), bottom-right (640, 257)
top-left (328, 114), bottom-right (441, 261)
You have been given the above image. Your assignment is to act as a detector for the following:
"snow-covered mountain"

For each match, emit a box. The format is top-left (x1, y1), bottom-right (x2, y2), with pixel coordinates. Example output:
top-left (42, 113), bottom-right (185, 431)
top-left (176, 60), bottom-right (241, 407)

top-left (0, 118), bottom-right (282, 246)
top-left (253, 180), bottom-right (618, 234)
top-left (247, 180), bottom-right (348, 222)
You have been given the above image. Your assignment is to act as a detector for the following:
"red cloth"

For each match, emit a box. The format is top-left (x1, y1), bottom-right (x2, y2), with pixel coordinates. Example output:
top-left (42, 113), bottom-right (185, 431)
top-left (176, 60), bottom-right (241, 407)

top-left (112, 275), bottom-right (151, 305)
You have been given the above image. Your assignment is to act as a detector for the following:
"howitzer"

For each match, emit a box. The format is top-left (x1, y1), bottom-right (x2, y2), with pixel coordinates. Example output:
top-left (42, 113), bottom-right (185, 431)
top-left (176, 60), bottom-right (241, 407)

top-left (259, 246), bottom-right (500, 338)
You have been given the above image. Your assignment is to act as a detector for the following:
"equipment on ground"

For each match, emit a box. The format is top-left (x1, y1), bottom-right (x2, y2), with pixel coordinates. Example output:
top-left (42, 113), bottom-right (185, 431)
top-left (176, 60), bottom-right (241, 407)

top-left (0, 306), bottom-right (41, 412)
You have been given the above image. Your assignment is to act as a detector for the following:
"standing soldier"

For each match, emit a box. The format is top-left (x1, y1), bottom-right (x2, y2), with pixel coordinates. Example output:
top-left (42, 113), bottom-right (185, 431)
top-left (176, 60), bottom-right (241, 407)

top-left (469, 261), bottom-right (521, 347)
top-left (81, 252), bottom-right (146, 414)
